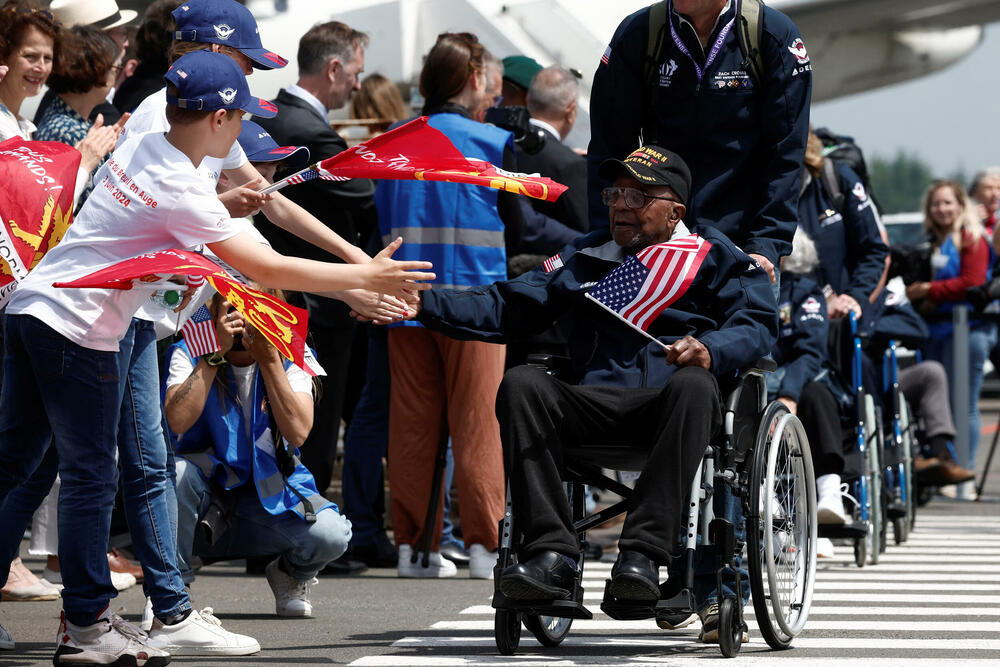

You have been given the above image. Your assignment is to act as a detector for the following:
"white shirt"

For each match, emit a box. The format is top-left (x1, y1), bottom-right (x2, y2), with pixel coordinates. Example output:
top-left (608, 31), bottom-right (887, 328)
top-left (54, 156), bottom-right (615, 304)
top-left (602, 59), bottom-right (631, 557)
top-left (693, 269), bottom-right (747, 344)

top-left (0, 102), bottom-right (35, 141)
top-left (166, 346), bottom-right (313, 426)
top-left (529, 118), bottom-right (562, 142)
top-left (284, 84), bottom-right (328, 123)
top-left (7, 132), bottom-right (243, 351)
top-left (120, 88), bottom-right (248, 183)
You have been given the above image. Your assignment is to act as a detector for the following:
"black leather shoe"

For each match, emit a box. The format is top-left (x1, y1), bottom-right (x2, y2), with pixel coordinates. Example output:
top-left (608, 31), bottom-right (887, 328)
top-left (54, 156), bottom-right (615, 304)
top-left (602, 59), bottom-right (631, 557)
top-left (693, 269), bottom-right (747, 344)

top-left (439, 541), bottom-right (470, 567)
top-left (320, 554), bottom-right (368, 576)
top-left (499, 550), bottom-right (576, 600)
top-left (609, 550), bottom-right (660, 601)
top-left (347, 531), bottom-right (398, 568)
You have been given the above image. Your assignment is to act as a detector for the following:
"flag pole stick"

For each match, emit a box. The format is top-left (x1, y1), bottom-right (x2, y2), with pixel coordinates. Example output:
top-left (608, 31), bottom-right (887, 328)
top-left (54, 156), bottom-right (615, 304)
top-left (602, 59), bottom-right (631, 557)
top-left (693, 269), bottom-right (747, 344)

top-left (584, 292), bottom-right (672, 353)
top-left (259, 162), bottom-right (319, 195)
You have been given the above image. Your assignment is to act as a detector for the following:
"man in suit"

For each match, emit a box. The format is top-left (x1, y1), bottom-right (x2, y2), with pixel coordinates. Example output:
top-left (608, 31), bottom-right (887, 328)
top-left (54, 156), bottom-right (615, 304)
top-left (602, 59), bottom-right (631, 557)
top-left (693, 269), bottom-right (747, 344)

top-left (518, 66), bottom-right (588, 234)
top-left (252, 22), bottom-right (374, 549)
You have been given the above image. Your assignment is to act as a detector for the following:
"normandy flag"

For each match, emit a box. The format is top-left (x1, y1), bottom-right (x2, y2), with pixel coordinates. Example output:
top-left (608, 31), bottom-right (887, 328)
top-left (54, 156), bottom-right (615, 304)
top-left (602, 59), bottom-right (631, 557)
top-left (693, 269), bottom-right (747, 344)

top-left (0, 137), bottom-right (81, 307)
top-left (53, 249), bottom-right (324, 376)
top-left (262, 116), bottom-right (568, 203)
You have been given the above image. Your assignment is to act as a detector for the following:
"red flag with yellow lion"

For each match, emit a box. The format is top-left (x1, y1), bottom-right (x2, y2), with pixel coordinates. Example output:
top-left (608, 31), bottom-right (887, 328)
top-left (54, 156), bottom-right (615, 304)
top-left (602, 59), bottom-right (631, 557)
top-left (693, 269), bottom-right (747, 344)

top-left (0, 137), bottom-right (81, 307)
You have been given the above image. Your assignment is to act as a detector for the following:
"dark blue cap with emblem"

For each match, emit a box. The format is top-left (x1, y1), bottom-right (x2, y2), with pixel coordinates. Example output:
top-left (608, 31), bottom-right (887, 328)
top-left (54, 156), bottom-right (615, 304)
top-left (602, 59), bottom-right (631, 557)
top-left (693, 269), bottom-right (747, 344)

top-left (172, 0), bottom-right (288, 70)
top-left (237, 120), bottom-right (309, 169)
top-left (164, 50), bottom-right (278, 117)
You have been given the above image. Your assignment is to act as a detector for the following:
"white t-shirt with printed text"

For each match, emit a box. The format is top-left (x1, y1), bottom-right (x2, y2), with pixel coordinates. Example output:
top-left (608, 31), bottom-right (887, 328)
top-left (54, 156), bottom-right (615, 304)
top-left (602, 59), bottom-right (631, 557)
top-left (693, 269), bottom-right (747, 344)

top-left (7, 132), bottom-right (243, 351)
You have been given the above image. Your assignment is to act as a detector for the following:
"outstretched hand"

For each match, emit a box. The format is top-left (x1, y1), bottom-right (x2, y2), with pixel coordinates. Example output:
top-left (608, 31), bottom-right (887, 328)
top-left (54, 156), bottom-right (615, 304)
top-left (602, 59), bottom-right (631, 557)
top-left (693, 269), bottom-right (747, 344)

top-left (219, 176), bottom-right (273, 218)
top-left (367, 237), bottom-right (435, 301)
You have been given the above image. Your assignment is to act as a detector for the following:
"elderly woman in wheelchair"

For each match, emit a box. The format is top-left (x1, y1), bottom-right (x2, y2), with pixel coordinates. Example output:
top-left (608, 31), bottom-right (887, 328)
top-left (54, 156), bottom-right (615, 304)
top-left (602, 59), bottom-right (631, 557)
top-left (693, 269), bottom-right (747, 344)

top-left (405, 147), bottom-right (815, 656)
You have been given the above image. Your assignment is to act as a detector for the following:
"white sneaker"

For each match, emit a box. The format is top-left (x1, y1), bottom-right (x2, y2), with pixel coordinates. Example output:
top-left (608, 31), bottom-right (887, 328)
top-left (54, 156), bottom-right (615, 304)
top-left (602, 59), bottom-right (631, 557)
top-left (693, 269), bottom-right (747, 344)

top-left (816, 474), bottom-right (849, 524)
top-left (41, 567), bottom-right (134, 592)
top-left (265, 558), bottom-right (313, 617)
top-left (2, 558), bottom-right (60, 601)
top-left (140, 596), bottom-right (154, 632)
top-left (146, 607), bottom-right (260, 656)
top-left (397, 544), bottom-right (457, 578)
top-left (816, 537), bottom-right (836, 559)
top-left (0, 622), bottom-right (13, 650)
top-left (53, 608), bottom-right (169, 666)
top-left (468, 544), bottom-right (497, 580)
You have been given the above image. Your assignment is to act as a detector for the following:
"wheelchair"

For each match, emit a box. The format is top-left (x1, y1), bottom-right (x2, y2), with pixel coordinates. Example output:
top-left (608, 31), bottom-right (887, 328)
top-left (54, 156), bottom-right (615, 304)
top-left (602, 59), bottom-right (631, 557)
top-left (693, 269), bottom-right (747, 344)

top-left (881, 340), bottom-right (917, 543)
top-left (491, 358), bottom-right (818, 659)
top-left (817, 312), bottom-right (885, 567)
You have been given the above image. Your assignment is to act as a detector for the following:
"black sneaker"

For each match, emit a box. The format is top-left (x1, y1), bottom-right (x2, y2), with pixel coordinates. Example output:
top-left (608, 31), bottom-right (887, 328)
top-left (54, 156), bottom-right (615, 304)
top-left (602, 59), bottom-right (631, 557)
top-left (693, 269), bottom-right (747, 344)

top-left (697, 603), bottom-right (748, 643)
top-left (347, 531), bottom-right (398, 568)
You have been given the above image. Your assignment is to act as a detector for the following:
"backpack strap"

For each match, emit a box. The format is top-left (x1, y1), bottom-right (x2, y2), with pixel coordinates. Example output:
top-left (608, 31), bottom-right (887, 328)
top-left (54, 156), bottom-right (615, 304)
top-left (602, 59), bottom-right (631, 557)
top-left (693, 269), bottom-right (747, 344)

top-left (819, 158), bottom-right (845, 215)
top-left (736, 0), bottom-right (765, 88)
top-left (644, 1), bottom-right (669, 91)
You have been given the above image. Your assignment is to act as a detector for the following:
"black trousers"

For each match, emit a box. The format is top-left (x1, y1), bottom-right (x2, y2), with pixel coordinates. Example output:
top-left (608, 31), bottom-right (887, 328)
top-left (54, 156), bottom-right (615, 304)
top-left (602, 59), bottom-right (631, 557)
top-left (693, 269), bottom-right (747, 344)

top-left (495, 365), bottom-right (721, 565)
top-left (798, 380), bottom-right (848, 478)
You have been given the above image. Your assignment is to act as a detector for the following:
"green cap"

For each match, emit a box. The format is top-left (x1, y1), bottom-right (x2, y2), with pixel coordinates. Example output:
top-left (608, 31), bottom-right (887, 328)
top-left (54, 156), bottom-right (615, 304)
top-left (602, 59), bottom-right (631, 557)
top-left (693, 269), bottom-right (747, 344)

top-left (501, 55), bottom-right (543, 91)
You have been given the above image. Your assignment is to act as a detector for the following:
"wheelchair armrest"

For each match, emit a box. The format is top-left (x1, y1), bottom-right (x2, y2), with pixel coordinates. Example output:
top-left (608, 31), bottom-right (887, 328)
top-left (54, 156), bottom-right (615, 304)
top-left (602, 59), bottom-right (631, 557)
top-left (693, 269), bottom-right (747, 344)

top-left (525, 354), bottom-right (571, 375)
top-left (741, 357), bottom-right (776, 376)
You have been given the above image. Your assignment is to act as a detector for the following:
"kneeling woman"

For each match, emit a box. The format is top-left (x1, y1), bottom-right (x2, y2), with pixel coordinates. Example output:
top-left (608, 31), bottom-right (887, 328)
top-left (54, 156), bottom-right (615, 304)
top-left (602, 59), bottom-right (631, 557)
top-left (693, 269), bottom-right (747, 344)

top-left (165, 292), bottom-right (351, 618)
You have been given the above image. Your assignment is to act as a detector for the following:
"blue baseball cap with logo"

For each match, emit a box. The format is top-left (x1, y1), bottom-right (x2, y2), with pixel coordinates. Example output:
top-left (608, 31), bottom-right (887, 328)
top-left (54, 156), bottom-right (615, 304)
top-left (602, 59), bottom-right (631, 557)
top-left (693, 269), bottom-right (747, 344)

top-left (172, 0), bottom-right (288, 70)
top-left (164, 50), bottom-right (278, 118)
top-left (237, 120), bottom-right (310, 169)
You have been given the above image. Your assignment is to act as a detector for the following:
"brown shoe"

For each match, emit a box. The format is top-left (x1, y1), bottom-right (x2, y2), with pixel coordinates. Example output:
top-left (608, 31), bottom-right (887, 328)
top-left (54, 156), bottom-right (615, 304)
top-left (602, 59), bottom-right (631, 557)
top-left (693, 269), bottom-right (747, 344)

top-left (108, 548), bottom-right (144, 583)
top-left (930, 461), bottom-right (976, 486)
top-left (914, 457), bottom-right (943, 477)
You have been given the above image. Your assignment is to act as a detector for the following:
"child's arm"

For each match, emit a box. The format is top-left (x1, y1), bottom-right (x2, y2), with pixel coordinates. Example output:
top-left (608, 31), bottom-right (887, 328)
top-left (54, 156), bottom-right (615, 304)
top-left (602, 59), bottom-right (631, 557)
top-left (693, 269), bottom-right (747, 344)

top-left (207, 233), bottom-right (434, 300)
top-left (223, 161), bottom-right (371, 265)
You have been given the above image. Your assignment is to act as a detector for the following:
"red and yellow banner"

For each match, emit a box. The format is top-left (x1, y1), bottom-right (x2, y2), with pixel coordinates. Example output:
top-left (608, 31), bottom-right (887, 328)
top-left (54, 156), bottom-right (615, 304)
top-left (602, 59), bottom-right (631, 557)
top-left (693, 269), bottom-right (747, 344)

top-left (53, 249), bottom-right (316, 374)
top-left (0, 137), bottom-right (81, 306)
top-left (275, 116), bottom-right (567, 202)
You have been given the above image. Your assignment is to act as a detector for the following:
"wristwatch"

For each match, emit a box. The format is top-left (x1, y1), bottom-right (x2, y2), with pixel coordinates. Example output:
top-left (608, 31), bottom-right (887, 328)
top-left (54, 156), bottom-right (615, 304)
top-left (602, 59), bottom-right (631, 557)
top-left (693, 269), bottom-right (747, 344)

top-left (203, 352), bottom-right (228, 367)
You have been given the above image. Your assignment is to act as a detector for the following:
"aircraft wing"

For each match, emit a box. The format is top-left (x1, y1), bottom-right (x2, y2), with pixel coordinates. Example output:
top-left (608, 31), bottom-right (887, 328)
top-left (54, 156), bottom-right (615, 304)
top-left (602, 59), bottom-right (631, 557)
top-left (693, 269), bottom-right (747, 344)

top-left (772, 0), bottom-right (1000, 34)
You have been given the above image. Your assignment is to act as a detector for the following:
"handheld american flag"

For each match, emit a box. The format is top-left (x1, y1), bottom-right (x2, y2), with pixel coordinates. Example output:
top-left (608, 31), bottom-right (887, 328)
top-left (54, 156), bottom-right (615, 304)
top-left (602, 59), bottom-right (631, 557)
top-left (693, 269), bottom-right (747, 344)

top-left (585, 234), bottom-right (712, 344)
top-left (181, 304), bottom-right (220, 358)
top-left (262, 163), bottom-right (349, 193)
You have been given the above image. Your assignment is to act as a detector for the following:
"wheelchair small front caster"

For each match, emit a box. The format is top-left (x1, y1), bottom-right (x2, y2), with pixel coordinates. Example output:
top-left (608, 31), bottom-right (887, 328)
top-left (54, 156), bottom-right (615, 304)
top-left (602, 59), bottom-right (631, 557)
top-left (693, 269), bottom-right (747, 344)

top-left (718, 597), bottom-right (744, 658)
top-left (494, 609), bottom-right (521, 655)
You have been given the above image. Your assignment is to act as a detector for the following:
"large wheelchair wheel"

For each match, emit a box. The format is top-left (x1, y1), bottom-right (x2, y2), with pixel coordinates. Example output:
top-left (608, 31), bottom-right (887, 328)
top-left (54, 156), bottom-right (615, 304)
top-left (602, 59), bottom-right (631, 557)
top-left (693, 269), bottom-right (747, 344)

top-left (495, 610), bottom-right (521, 655)
top-left (862, 395), bottom-right (884, 564)
top-left (522, 614), bottom-right (572, 647)
top-left (747, 402), bottom-right (817, 650)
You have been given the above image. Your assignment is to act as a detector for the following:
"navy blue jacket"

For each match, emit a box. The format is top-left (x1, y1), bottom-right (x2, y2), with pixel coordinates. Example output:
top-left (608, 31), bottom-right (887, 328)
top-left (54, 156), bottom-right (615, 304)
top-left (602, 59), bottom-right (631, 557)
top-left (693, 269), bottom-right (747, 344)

top-left (772, 273), bottom-right (827, 402)
top-left (798, 162), bottom-right (888, 304)
top-left (418, 225), bottom-right (777, 389)
top-left (587, 1), bottom-right (811, 265)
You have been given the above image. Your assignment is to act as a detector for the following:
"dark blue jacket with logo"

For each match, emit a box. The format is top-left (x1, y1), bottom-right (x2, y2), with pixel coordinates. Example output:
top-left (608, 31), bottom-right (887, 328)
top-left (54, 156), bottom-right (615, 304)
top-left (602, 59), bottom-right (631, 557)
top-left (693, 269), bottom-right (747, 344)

top-left (798, 163), bottom-right (888, 305)
top-left (587, 1), bottom-right (811, 265)
top-left (771, 273), bottom-right (828, 402)
top-left (418, 224), bottom-right (777, 389)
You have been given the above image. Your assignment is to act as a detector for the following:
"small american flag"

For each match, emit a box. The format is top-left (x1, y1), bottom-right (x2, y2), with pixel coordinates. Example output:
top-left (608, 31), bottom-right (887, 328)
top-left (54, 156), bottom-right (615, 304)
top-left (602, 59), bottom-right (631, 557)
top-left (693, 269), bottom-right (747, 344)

top-left (586, 235), bottom-right (711, 333)
top-left (601, 45), bottom-right (611, 66)
top-left (181, 305), bottom-right (221, 357)
top-left (284, 165), bottom-right (350, 186)
top-left (542, 253), bottom-right (563, 272)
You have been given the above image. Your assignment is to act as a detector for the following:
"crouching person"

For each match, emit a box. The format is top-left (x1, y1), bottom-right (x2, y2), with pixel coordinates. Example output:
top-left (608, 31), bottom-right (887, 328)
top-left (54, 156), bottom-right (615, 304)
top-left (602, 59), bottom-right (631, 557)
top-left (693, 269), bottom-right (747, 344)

top-left (164, 293), bottom-right (351, 617)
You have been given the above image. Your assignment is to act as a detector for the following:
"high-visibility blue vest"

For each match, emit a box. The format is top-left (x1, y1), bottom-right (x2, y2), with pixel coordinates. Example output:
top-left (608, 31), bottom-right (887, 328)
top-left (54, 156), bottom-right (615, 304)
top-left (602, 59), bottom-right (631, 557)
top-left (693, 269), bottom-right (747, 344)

top-left (376, 112), bottom-right (512, 327)
top-left (167, 340), bottom-right (335, 520)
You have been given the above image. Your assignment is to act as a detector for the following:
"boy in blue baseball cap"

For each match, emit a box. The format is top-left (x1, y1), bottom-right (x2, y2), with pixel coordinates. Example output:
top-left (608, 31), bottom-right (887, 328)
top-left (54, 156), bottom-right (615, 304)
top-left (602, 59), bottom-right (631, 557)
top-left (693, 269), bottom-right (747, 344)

top-left (0, 50), bottom-right (433, 666)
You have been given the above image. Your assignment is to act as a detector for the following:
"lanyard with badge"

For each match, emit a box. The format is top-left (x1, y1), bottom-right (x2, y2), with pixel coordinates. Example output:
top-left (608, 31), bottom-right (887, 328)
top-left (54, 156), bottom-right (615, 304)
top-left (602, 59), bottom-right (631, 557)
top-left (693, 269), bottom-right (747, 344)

top-left (667, 1), bottom-right (735, 87)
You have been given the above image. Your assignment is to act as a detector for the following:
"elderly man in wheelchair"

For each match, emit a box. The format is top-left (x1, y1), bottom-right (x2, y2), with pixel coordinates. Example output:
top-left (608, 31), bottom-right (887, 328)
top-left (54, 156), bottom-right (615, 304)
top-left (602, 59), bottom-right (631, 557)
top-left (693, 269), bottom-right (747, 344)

top-left (407, 146), bottom-right (786, 653)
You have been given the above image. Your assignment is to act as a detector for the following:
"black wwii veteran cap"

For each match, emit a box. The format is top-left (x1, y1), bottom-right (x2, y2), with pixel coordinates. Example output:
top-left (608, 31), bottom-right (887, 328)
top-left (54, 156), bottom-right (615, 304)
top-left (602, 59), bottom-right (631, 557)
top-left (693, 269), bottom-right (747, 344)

top-left (599, 145), bottom-right (692, 205)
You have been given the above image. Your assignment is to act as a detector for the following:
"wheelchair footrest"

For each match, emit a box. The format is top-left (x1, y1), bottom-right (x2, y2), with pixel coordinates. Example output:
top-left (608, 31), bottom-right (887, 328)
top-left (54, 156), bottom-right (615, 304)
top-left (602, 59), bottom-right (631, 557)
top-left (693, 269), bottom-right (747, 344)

top-left (887, 502), bottom-right (907, 519)
top-left (600, 583), bottom-right (696, 621)
top-left (491, 588), bottom-right (593, 620)
top-left (817, 521), bottom-right (869, 539)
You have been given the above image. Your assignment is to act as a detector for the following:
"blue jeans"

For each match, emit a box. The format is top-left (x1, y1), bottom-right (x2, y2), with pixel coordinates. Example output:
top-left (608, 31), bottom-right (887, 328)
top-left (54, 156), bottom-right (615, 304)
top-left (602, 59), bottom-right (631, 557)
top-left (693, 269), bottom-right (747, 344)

top-left (174, 458), bottom-right (352, 582)
top-left (924, 322), bottom-right (998, 468)
top-left (0, 314), bottom-right (123, 626)
top-left (117, 318), bottom-right (190, 618)
top-left (342, 328), bottom-right (389, 547)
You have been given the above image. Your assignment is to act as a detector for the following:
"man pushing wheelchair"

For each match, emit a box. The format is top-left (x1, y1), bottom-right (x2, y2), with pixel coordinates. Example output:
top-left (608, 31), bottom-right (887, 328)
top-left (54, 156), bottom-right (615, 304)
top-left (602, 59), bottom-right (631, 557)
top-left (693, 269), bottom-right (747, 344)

top-left (405, 146), bottom-right (777, 629)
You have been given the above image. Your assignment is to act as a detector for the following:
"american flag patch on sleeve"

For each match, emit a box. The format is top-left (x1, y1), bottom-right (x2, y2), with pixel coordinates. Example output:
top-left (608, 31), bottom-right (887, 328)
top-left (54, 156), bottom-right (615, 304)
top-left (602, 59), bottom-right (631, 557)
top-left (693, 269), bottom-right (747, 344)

top-left (601, 45), bottom-right (612, 66)
top-left (542, 254), bottom-right (564, 272)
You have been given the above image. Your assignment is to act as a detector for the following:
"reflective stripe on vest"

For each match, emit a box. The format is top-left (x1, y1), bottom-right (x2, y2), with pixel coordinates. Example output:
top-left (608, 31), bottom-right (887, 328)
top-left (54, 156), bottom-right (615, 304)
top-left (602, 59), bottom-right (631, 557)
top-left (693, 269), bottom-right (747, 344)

top-left (182, 450), bottom-right (241, 488)
top-left (383, 226), bottom-right (505, 248)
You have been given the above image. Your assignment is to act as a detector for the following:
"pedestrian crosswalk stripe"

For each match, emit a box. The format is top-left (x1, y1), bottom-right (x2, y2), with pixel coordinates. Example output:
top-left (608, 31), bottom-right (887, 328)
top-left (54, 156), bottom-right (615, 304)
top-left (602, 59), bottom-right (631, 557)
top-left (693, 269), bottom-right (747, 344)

top-left (430, 619), bottom-right (1000, 632)
top-left (459, 604), bottom-right (1000, 616)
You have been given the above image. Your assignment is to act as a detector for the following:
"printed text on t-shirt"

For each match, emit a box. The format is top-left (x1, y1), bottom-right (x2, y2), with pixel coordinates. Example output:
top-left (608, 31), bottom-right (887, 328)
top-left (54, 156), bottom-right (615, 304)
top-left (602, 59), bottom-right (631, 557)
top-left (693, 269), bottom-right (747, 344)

top-left (105, 158), bottom-right (159, 209)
